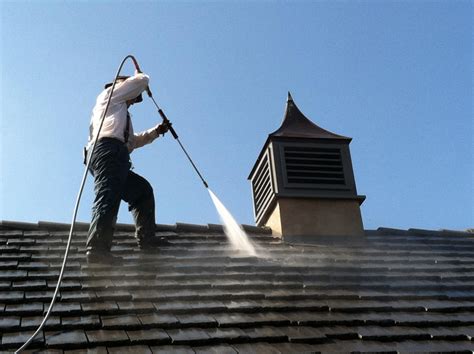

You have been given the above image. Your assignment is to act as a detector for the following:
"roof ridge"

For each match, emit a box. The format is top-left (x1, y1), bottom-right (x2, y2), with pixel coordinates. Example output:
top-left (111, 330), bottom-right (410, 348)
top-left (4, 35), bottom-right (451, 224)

top-left (376, 227), bottom-right (473, 237)
top-left (0, 220), bottom-right (272, 235)
top-left (1, 220), bottom-right (471, 237)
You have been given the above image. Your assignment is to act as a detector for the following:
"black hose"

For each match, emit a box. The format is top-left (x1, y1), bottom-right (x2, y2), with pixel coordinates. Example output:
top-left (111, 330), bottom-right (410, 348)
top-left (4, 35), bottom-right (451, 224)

top-left (15, 55), bottom-right (138, 353)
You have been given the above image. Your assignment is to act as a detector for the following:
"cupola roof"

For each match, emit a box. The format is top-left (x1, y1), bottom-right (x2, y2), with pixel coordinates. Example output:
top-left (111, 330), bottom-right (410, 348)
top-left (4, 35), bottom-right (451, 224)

top-left (270, 92), bottom-right (351, 141)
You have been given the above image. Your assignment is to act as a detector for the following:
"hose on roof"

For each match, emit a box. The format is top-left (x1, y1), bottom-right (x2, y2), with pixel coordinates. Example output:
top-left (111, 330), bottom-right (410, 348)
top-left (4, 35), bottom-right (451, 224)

top-left (15, 55), bottom-right (139, 353)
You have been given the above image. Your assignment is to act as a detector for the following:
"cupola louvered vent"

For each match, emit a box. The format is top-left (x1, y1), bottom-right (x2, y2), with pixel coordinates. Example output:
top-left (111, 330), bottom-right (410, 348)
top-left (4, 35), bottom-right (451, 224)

top-left (252, 154), bottom-right (274, 222)
top-left (283, 146), bottom-right (346, 187)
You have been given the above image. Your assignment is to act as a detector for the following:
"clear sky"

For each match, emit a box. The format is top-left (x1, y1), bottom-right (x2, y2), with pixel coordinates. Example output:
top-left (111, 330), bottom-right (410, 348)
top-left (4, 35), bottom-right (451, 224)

top-left (1, 0), bottom-right (472, 231)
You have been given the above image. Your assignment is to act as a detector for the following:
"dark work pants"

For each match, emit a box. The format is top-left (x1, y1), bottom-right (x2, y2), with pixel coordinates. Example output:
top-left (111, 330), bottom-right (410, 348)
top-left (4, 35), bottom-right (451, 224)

top-left (86, 138), bottom-right (156, 252)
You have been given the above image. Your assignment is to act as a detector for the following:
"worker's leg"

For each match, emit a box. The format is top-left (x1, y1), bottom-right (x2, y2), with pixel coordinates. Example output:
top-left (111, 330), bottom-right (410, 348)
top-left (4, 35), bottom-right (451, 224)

top-left (121, 171), bottom-right (156, 244)
top-left (86, 139), bottom-right (130, 252)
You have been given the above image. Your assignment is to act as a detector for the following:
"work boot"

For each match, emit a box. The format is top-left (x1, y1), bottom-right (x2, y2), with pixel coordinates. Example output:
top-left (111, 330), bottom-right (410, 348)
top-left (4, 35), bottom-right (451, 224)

top-left (138, 236), bottom-right (171, 250)
top-left (86, 250), bottom-right (123, 265)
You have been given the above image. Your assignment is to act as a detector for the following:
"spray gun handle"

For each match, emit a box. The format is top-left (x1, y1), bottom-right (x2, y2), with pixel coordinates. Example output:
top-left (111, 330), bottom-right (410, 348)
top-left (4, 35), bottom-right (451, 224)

top-left (145, 86), bottom-right (153, 97)
top-left (158, 109), bottom-right (179, 139)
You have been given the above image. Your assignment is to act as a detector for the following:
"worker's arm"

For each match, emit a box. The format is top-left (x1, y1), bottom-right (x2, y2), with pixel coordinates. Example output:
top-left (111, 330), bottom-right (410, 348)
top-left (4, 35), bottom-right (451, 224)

top-left (111, 72), bottom-right (149, 103)
top-left (127, 123), bottom-right (169, 152)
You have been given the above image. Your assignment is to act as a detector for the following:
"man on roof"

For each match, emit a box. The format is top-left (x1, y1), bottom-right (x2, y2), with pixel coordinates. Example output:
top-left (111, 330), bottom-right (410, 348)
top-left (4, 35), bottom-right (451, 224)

top-left (85, 70), bottom-right (169, 264)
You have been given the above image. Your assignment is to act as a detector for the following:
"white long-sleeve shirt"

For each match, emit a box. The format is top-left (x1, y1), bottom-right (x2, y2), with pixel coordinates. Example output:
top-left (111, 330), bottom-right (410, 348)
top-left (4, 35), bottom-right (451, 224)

top-left (87, 73), bottom-right (160, 153)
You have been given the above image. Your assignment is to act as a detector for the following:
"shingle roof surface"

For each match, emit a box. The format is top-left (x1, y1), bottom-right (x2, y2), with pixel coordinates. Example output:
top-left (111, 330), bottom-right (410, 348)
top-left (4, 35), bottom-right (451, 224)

top-left (1, 221), bottom-right (473, 353)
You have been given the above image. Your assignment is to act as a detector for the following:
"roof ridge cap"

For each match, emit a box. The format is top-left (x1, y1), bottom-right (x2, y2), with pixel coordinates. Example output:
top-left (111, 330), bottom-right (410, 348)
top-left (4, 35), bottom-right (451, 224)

top-left (0, 219), bottom-right (272, 235)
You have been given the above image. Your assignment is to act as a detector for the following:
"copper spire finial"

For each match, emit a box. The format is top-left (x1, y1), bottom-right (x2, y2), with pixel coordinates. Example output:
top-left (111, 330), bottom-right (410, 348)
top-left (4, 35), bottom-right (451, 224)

top-left (287, 91), bottom-right (293, 102)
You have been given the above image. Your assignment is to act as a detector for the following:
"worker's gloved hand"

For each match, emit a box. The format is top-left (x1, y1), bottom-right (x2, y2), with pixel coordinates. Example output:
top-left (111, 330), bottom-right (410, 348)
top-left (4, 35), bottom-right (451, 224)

top-left (155, 123), bottom-right (169, 136)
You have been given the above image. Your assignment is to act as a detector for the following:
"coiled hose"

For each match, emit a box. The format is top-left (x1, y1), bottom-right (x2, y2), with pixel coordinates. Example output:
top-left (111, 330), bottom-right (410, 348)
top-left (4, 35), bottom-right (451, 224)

top-left (15, 55), bottom-right (139, 353)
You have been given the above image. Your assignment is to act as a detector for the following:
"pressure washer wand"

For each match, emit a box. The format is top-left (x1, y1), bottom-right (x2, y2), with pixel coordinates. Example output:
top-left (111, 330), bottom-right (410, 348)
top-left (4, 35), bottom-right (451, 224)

top-left (146, 91), bottom-right (209, 189)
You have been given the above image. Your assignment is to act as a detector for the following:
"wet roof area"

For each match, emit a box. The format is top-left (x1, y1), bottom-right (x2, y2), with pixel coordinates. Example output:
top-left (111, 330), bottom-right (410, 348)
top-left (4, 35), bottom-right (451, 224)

top-left (0, 220), bottom-right (473, 353)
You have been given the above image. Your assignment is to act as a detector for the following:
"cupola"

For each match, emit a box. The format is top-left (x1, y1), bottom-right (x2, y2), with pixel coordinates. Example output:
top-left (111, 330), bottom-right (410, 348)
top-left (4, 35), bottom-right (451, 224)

top-left (248, 93), bottom-right (365, 240)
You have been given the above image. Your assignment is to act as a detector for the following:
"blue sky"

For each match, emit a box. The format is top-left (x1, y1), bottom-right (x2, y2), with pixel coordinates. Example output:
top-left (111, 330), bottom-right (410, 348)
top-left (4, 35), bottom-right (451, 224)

top-left (1, 0), bottom-right (472, 231)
